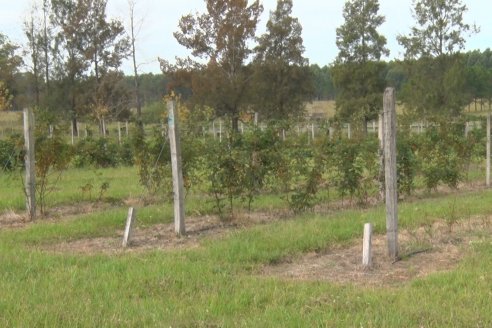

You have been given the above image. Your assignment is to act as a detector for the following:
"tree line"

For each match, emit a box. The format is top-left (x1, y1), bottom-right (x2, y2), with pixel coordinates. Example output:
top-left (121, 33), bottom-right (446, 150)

top-left (0, 0), bottom-right (491, 133)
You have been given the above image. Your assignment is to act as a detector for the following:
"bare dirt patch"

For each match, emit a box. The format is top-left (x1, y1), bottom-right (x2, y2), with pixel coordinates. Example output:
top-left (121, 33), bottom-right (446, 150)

top-left (41, 209), bottom-right (289, 255)
top-left (262, 217), bottom-right (492, 286)
top-left (0, 210), bottom-right (28, 229)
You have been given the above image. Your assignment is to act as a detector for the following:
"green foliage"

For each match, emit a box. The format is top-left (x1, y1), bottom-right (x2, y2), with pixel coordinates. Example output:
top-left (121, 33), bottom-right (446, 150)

top-left (72, 137), bottom-right (123, 168)
top-left (34, 110), bottom-right (73, 215)
top-left (0, 135), bottom-right (22, 171)
top-left (415, 124), bottom-right (467, 190)
top-left (397, 133), bottom-right (418, 195)
top-left (332, 138), bottom-right (379, 204)
top-left (132, 126), bottom-right (171, 196)
top-left (204, 126), bottom-right (287, 216)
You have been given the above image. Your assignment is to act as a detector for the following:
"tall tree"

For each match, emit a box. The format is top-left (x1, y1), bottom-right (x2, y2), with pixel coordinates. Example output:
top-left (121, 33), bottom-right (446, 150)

top-left (169, 0), bottom-right (263, 131)
top-left (51, 0), bottom-right (129, 130)
top-left (310, 64), bottom-right (335, 101)
top-left (51, 0), bottom-right (91, 130)
top-left (24, 11), bottom-right (42, 107)
top-left (0, 33), bottom-right (23, 110)
top-left (84, 0), bottom-right (129, 131)
top-left (397, 0), bottom-right (479, 118)
top-left (128, 0), bottom-right (143, 127)
top-left (252, 0), bottom-right (313, 121)
top-left (332, 0), bottom-right (388, 134)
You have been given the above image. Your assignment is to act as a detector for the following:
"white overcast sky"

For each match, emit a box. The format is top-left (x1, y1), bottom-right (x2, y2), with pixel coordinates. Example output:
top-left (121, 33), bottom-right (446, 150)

top-left (0, 0), bottom-right (491, 74)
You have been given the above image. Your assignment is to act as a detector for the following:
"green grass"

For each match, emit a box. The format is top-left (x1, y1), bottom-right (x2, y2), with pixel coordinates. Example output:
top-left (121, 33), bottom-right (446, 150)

top-left (0, 166), bottom-right (145, 211)
top-left (1, 182), bottom-right (492, 326)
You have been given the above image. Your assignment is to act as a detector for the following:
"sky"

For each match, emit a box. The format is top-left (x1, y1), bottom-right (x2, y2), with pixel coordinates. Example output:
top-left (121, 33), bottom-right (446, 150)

top-left (0, 0), bottom-right (491, 74)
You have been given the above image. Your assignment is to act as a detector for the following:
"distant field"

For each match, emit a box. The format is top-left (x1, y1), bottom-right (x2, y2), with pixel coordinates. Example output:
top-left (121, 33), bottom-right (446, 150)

top-left (305, 100), bottom-right (336, 118)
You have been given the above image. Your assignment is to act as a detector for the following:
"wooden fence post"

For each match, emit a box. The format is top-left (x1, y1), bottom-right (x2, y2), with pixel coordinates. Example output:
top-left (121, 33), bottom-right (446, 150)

top-left (102, 118), bottom-right (107, 138)
top-left (487, 113), bottom-right (491, 187)
top-left (71, 122), bottom-right (75, 145)
top-left (362, 223), bottom-right (373, 268)
top-left (167, 100), bottom-right (186, 236)
top-left (118, 122), bottom-right (122, 145)
top-left (219, 120), bottom-right (222, 143)
top-left (383, 88), bottom-right (399, 260)
top-left (122, 207), bottom-right (136, 248)
top-left (23, 108), bottom-right (36, 221)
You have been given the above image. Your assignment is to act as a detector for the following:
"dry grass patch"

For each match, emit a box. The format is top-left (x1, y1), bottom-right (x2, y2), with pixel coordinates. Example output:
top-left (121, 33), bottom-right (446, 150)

top-left (261, 216), bottom-right (492, 286)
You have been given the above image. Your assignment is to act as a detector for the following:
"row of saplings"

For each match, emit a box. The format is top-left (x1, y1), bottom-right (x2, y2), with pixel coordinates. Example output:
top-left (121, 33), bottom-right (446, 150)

top-left (0, 114), bottom-right (484, 217)
top-left (134, 120), bottom-right (484, 216)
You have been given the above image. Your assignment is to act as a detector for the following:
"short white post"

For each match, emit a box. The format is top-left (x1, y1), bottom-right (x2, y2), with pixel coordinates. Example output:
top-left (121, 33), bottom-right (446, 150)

top-left (282, 129), bottom-right (286, 141)
top-left (254, 112), bottom-right (259, 126)
top-left (487, 113), bottom-right (491, 187)
top-left (362, 223), bottom-right (373, 268)
top-left (167, 100), bottom-right (186, 236)
top-left (347, 123), bottom-right (351, 139)
top-left (23, 108), bottom-right (36, 221)
top-left (125, 121), bottom-right (129, 137)
top-left (311, 123), bottom-right (315, 141)
top-left (122, 207), bottom-right (136, 248)
top-left (212, 121), bottom-right (216, 139)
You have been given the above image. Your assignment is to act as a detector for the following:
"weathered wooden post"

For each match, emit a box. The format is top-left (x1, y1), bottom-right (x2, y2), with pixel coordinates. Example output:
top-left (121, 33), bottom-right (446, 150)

top-left (23, 108), bottom-right (36, 221)
top-left (122, 207), bottom-right (136, 248)
top-left (102, 118), bottom-right (107, 138)
top-left (362, 223), bottom-right (373, 268)
top-left (118, 122), bottom-right (122, 145)
top-left (70, 122), bottom-right (75, 145)
top-left (383, 87), bottom-right (398, 260)
top-left (167, 100), bottom-right (186, 236)
top-left (219, 120), bottom-right (222, 143)
top-left (487, 113), bottom-right (491, 187)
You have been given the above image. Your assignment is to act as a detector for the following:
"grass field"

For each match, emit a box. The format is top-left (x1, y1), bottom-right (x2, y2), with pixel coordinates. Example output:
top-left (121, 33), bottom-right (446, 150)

top-left (1, 165), bottom-right (492, 326)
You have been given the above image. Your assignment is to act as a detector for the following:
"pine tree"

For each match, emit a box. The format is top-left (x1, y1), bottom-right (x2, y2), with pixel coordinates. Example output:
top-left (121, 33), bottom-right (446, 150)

top-left (332, 0), bottom-right (388, 134)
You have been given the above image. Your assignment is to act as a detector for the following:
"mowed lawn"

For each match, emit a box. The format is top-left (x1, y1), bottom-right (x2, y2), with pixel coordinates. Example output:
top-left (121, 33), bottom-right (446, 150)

top-left (1, 166), bottom-right (492, 327)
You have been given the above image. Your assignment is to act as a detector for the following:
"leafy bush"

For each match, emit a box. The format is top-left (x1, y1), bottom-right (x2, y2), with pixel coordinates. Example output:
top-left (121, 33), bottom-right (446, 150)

top-left (397, 133), bottom-right (418, 196)
top-left (0, 135), bottom-right (22, 171)
top-left (416, 125), bottom-right (465, 190)
top-left (73, 137), bottom-right (122, 168)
